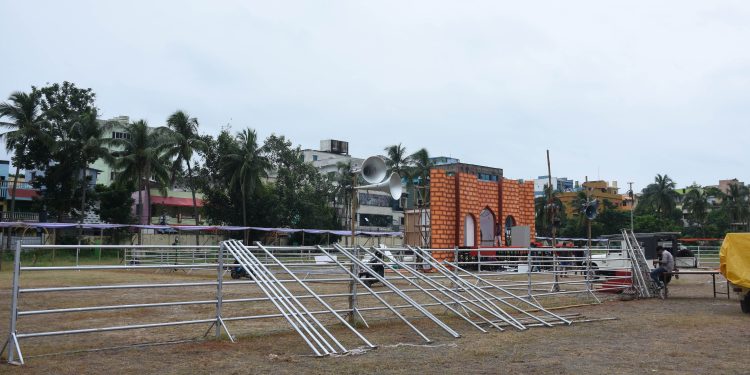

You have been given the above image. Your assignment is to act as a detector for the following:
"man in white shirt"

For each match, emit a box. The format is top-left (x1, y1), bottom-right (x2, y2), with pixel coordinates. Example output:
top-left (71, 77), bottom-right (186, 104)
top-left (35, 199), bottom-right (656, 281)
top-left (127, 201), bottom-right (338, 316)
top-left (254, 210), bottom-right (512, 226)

top-left (650, 246), bottom-right (674, 288)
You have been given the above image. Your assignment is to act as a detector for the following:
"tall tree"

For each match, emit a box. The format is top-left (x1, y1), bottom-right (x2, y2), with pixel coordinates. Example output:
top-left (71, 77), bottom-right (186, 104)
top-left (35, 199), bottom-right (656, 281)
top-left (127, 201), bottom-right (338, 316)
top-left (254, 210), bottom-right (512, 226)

top-left (111, 120), bottom-right (170, 224)
top-left (639, 174), bottom-right (679, 219)
top-left (682, 186), bottom-right (711, 234)
top-left (383, 143), bottom-right (410, 179)
top-left (408, 147), bottom-right (432, 205)
top-left (535, 186), bottom-right (566, 237)
top-left (29, 82), bottom-right (98, 221)
top-left (0, 91), bottom-right (50, 221)
top-left (724, 183), bottom-right (750, 231)
top-left (164, 110), bottom-right (207, 225)
top-left (221, 129), bottom-right (270, 240)
top-left (66, 110), bottom-right (114, 224)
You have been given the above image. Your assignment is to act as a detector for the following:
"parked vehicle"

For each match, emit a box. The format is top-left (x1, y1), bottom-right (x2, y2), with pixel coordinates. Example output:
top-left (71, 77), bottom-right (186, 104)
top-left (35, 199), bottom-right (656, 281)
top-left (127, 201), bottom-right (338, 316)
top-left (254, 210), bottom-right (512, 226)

top-left (719, 233), bottom-right (750, 314)
top-left (590, 232), bottom-right (695, 276)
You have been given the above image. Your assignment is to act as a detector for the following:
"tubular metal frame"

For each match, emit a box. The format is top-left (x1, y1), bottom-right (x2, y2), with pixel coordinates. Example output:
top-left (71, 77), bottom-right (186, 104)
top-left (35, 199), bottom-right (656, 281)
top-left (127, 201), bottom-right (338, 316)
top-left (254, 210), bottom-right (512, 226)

top-left (3, 241), bottom-right (633, 365)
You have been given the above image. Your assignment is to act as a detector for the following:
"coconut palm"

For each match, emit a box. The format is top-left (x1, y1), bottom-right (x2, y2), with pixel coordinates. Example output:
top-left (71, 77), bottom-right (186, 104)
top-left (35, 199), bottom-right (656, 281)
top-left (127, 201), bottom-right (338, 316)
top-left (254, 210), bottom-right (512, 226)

top-left (724, 183), bottom-right (750, 230)
top-left (164, 110), bottom-right (207, 225)
top-left (383, 143), bottom-right (410, 179)
top-left (408, 147), bottom-right (432, 205)
top-left (0, 91), bottom-right (51, 222)
top-left (332, 160), bottom-right (356, 227)
top-left (221, 129), bottom-right (270, 240)
top-left (640, 174), bottom-right (679, 218)
top-left (67, 110), bottom-right (115, 224)
top-left (682, 187), bottom-right (710, 234)
top-left (111, 120), bottom-right (171, 224)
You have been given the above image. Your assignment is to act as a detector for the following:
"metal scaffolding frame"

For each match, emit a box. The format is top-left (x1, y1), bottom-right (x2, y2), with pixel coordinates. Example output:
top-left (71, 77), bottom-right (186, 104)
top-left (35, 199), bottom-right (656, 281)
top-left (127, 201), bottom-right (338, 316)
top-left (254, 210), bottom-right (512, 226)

top-left (3, 240), bottom-right (633, 365)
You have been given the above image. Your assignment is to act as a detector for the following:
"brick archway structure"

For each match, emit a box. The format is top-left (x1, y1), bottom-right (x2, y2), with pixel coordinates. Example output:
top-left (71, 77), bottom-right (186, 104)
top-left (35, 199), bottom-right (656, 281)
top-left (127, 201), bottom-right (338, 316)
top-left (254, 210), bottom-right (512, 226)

top-left (429, 163), bottom-right (535, 249)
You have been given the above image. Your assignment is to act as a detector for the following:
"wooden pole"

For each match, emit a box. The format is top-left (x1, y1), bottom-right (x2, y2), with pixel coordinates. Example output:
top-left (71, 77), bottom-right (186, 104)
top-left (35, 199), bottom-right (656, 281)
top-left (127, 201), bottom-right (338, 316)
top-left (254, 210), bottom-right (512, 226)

top-left (547, 150), bottom-right (559, 290)
top-left (351, 174), bottom-right (356, 247)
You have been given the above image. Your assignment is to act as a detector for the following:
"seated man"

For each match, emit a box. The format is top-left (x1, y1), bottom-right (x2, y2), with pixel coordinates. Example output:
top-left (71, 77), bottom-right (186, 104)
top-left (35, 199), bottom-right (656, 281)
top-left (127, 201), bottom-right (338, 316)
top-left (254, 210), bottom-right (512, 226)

top-left (650, 246), bottom-right (674, 288)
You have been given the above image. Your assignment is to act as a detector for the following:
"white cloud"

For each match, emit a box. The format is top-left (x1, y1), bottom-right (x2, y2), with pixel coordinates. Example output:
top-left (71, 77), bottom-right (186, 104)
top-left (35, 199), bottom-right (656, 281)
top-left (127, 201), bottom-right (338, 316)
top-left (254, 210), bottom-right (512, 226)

top-left (1, 0), bottom-right (748, 192)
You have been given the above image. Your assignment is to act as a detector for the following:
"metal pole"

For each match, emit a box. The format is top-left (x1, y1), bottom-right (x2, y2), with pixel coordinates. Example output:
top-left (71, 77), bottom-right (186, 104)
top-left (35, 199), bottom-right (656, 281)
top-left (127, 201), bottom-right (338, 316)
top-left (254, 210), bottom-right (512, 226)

top-left (256, 242), bottom-right (375, 349)
top-left (334, 244), bottom-right (461, 338)
top-left (316, 245), bottom-right (432, 343)
top-left (5, 241), bottom-right (23, 364)
top-left (236, 244), bottom-right (339, 355)
top-left (215, 241), bottom-right (224, 338)
top-left (363, 246), bottom-right (491, 333)
top-left (628, 181), bottom-right (634, 232)
top-left (410, 247), bottom-right (524, 330)
top-left (228, 242), bottom-right (329, 355)
top-left (349, 174), bottom-right (360, 326)
top-left (546, 150), bottom-right (559, 292)
top-left (527, 247), bottom-right (532, 297)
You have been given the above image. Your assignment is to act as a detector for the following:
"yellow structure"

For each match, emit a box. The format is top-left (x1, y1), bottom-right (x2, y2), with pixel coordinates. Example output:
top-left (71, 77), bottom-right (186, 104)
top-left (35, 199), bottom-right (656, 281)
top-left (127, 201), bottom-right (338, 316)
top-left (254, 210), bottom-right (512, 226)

top-left (558, 180), bottom-right (624, 216)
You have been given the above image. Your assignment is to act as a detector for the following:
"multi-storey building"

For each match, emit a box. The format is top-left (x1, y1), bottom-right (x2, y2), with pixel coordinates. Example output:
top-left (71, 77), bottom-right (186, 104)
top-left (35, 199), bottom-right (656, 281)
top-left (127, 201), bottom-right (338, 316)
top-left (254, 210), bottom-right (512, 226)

top-left (301, 140), bottom-right (404, 232)
top-left (533, 176), bottom-right (577, 197)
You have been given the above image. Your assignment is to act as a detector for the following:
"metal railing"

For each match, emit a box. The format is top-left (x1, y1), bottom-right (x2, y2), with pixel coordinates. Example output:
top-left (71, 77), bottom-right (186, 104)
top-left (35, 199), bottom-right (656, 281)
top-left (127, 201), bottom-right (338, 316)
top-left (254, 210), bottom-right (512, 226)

top-left (0, 212), bottom-right (39, 222)
top-left (3, 242), bottom-right (630, 364)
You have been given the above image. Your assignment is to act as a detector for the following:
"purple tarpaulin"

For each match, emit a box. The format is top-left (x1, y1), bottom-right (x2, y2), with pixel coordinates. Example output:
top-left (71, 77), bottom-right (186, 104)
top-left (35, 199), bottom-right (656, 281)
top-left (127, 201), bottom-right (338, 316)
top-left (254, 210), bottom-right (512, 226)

top-left (172, 225), bottom-right (217, 231)
top-left (81, 224), bottom-right (129, 229)
top-left (0, 222), bottom-right (405, 237)
top-left (29, 223), bottom-right (78, 229)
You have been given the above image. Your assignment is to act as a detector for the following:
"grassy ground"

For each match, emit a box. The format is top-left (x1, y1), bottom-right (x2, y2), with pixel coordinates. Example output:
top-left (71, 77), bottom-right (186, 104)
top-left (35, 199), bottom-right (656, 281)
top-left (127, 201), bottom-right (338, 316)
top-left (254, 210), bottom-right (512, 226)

top-left (0, 265), bottom-right (748, 374)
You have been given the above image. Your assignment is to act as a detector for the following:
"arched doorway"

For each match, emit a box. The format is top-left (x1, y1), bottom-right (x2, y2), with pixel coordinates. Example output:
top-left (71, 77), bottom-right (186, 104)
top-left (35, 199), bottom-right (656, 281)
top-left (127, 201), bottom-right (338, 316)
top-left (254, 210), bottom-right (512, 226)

top-left (504, 216), bottom-right (516, 246)
top-left (464, 215), bottom-right (475, 247)
top-left (479, 208), bottom-right (495, 247)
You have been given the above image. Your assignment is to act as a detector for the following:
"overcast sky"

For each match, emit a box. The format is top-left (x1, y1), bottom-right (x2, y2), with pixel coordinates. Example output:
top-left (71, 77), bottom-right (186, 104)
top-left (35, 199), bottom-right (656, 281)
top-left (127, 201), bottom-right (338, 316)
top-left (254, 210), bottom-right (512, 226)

top-left (1, 1), bottom-right (748, 192)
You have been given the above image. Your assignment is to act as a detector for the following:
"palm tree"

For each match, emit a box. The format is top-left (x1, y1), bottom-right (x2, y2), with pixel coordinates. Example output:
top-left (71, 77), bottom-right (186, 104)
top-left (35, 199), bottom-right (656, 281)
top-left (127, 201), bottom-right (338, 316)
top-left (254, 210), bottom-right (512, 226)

top-left (724, 183), bottom-right (750, 231)
top-left (383, 143), bottom-right (410, 179)
top-left (111, 120), bottom-right (170, 224)
top-left (67, 110), bottom-right (115, 225)
top-left (640, 174), bottom-right (679, 218)
top-left (408, 147), bottom-right (432, 205)
top-left (333, 160), bottom-right (355, 227)
top-left (221, 129), bottom-right (270, 241)
top-left (164, 110), bottom-right (207, 225)
top-left (0, 91), bottom-right (50, 222)
top-left (682, 187), bottom-right (710, 234)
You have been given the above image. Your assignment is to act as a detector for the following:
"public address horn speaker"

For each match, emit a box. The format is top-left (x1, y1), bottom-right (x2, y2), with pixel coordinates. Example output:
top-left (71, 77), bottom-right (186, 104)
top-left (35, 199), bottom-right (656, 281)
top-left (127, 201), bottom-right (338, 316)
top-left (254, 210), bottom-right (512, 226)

top-left (361, 156), bottom-right (387, 184)
top-left (356, 173), bottom-right (403, 200)
top-left (582, 199), bottom-right (599, 220)
top-left (355, 156), bottom-right (403, 200)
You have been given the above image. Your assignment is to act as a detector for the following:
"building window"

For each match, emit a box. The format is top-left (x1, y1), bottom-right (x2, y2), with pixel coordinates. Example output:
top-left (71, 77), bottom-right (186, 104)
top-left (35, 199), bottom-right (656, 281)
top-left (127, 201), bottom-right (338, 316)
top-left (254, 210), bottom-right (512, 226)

top-left (312, 155), bottom-right (318, 161)
top-left (359, 192), bottom-right (391, 207)
top-left (478, 173), bottom-right (498, 181)
top-left (359, 214), bottom-right (392, 228)
top-left (111, 131), bottom-right (131, 139)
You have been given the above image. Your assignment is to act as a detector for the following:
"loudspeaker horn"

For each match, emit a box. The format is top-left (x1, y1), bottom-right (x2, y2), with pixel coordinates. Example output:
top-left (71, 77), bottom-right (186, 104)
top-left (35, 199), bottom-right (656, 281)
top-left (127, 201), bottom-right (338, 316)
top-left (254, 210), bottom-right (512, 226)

top-left (582, 199), bottom-right (599, 220)
top-left (355, 172), bottom-right (403, 200)
top-left (360, 156), bottom-right (387, 184)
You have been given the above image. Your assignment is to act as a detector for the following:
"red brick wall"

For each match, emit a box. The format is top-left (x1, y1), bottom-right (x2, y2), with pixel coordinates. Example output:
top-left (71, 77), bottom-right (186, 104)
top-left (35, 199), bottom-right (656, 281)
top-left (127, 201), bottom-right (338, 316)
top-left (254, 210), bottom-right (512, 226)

top-left (501, 178), bottom-right (536, 243)
top-left (429, 169), bottom-right (457, 249)
top-left (429, 169), bottom-right (535, 249)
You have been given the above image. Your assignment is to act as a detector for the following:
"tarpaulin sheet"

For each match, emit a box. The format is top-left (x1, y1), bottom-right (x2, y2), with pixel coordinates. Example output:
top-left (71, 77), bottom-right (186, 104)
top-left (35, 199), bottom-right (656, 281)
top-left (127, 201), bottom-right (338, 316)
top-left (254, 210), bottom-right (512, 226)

top-left (81, 224), bottom-right (129, 229)
top-left (719, 233), bottom-right (750, 289)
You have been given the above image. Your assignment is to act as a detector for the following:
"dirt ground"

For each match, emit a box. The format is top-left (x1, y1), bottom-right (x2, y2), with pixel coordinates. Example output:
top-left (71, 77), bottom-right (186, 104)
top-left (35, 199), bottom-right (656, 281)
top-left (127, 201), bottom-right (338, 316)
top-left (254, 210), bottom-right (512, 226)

top-left (1, 267), bottom-right (748, 375)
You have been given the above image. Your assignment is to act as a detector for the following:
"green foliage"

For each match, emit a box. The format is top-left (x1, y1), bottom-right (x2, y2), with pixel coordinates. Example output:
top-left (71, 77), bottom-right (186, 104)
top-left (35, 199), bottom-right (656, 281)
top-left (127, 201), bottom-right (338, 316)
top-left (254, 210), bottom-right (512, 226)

top-left (534, 187), bottom-right (567, 237)
top-left (633, 214), bottom-right (681, 233)
top-left (637, 174), bottom-right (679, 219)
top-left (163, 110), bottom-right (207, 224)
top-left (198, 132), bottom-right (340, 242)
top-left (383, 143), bottom-right (410, 180)
top-left (94, 184), bottom-right (134, 224)
top-left (111, 120), bottom-right (171, 224)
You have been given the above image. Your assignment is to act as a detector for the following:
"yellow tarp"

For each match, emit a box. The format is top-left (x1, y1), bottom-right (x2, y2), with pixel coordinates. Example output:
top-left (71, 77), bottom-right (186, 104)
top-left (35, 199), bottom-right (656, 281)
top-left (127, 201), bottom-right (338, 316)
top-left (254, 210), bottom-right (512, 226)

top-left (719, 233), bottom-right (750, 289)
